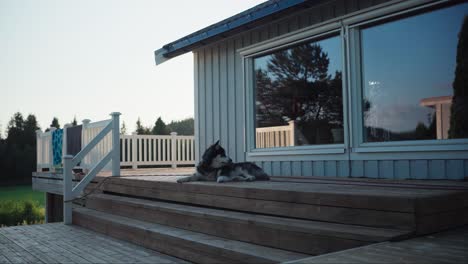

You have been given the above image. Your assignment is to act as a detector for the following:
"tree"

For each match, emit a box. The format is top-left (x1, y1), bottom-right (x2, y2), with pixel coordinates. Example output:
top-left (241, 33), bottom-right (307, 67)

top-left (50, 117), bottom-right (60, 129)
top-left (135, 118), bottom-right (151, 135)
top-left (120, 121), bottom-right (127, 135)
top-left (255, 42), bottom-right (343, 144)
top-left (71, 116), bottom-right (78, 126)
top-left (1, 112), bottom-right (38, 186)
top-left (152, 117), bottom-right (169, 135)
top-left (449, 15), bottom-right (468, 138)
top-left (167, 118), bottom-right (194, 135)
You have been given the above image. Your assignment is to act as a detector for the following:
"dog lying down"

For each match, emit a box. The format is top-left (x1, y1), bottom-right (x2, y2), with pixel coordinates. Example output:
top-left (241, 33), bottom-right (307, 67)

top-left (177, 141), bottom-right (270, 183)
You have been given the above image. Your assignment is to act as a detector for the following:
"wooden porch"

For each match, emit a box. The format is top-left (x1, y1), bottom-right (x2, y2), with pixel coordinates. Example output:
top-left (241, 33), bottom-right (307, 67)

top-left (0, 223), bottom-right (185, 263)
top-left (1, 223), bottom-right (466, 264)
top-left (31, 168), bottom-right (468, 263)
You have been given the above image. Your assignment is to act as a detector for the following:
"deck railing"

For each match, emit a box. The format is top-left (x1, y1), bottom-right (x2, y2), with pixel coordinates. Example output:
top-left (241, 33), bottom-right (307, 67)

top-left (63, 112), bottom-right (121, 224)
top-left (255, 120), bottom-right (296, 148)
top-left (36, 128), bottom-right (55, 171)
top-left (120, 133), bottom-right (195, 169)
top-left (36, 127), bottom-right (195, 172)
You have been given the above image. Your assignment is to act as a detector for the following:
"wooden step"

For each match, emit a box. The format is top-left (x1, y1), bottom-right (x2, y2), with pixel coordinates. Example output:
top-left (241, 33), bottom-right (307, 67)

top-left (100, 178), bottom-right (418, 229)
top-left (85, 193), bottom-right (411, 255)
top-left (72, 207), bottom-right (308, 264)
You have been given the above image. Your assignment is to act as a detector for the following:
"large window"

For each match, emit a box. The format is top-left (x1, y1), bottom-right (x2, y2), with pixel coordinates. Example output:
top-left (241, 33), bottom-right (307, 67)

top-left (361, 3), bottom-right (468, 142)
top-left (253, 35), bottom-right (343, 148)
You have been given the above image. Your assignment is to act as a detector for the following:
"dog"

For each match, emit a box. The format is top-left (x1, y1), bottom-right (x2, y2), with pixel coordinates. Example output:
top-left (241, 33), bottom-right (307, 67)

top-left (177, 140), bottom-right (270, 183)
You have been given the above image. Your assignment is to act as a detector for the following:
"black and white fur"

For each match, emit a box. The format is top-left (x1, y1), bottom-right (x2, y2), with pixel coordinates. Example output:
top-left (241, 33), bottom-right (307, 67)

top-left (177, 141), bottom-right (270, 183)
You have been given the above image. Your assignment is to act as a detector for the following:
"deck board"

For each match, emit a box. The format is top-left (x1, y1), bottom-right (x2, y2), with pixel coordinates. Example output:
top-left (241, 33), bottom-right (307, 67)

top-left (0, 223), bottom-right (188, 264)
top-left (285, 226), bottom-right (468, 264)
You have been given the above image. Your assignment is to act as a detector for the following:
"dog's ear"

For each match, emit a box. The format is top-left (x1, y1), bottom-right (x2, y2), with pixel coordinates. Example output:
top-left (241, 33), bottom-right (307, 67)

top-left (214, 140), bottom-right (220, 149)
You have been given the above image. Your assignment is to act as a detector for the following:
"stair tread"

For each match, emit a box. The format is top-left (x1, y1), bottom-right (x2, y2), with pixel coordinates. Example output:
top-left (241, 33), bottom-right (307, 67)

top-left (74, 207), bottom-right (308, 263)
top-left (89, 193), bottom-right (411, 241)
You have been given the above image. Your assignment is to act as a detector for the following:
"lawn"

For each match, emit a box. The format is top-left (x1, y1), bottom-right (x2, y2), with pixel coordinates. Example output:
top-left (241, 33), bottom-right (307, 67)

top-left (0, 185), bottom-right (45, 207)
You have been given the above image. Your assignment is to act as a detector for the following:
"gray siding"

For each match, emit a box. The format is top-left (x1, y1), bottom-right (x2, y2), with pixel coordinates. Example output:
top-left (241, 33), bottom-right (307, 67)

top-left (193, 0), bottom-right (468, 179)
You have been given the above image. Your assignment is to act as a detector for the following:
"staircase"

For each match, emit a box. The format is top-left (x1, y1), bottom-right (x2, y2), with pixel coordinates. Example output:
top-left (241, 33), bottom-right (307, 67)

top-left (67, 175), bottom-right (457, 263)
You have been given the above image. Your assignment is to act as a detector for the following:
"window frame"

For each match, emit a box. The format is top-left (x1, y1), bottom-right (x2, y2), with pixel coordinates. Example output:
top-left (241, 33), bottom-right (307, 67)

top-left (345, 0), bottom-right (468, 154)
top-left (240, 0), bottom-right (468, 162)
top-left (240, 23), bottom-right (350, 160)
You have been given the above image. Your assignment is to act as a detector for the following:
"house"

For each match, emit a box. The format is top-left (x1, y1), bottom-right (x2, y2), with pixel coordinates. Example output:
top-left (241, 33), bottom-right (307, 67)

top-left (25, 1), bottom-right (468, 263)
top-left (155, 0), bottom-right (468, 179)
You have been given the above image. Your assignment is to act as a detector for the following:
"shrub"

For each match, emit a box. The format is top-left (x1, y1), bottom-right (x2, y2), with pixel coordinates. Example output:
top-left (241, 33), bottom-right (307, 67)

top-left (0, 200), bottom-right (44, 227)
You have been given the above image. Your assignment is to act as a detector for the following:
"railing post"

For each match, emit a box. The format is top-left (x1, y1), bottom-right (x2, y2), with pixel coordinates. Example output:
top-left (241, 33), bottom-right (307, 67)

top-left (110, 112), bottom-right (121, 177)
top-left (49, 127), bottom-right (56, 171)
top-left (132, 132), bottom-right (138, 169)
top-left (171, 132), bottom-right (177, 169)
top-left (63, 155), bottom-right (73, 225)
top-left (63, 124), bottom-right (71, 157)
top-left (288, 120), bottom-right (295, 146)
top-left (36, 129), bottom-right (42, 172)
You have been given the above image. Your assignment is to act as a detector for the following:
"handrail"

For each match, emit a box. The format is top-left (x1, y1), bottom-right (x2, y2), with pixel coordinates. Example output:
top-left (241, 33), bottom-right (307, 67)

top-left (71, 121), bottom-right (112, 166)
top-left (63, 112), bottom-right (120, 224)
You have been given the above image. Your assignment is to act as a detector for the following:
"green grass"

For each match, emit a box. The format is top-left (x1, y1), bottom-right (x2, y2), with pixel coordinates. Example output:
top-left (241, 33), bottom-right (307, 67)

top-left (0, 185), bottom-right (45, 207)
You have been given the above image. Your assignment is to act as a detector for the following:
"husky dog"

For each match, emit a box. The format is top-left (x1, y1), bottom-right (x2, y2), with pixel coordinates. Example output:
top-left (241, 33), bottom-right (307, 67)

top-left (177, 141), bottom-right (270, 183)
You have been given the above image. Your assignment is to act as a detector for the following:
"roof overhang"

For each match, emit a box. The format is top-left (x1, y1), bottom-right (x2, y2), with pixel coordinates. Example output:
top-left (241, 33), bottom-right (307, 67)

top-left (154, 0), bottom-right (310, 65)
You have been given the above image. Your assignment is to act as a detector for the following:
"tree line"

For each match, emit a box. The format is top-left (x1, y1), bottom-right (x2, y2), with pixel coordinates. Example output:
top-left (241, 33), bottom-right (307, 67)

top-left (0, 114), bottom-right (194, 186)
top-left (133, 117), bottom-right (194, 136)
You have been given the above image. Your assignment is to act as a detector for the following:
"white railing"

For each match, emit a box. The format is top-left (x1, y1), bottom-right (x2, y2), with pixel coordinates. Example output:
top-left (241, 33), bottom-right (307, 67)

top-left (63, 112), bottom-right (121, 224)
top-left (36, 127), bottom-right (195, 172)
top-left (81, 119), bottom-right (113, 172)
top-left (256, 120), bottom-right (296, 148)
top-left (120, 132), bottom-right (195, 169)
top-left (36, 128), bottom-right (55, 171)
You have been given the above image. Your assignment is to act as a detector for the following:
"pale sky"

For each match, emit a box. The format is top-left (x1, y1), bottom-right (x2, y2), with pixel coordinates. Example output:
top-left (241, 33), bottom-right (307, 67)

top-left (0, 0), bottom-right (265, 136)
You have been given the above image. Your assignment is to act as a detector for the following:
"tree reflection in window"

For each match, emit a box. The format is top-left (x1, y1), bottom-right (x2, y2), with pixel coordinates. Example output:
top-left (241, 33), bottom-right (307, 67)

top-left (254, 36), bottom-right (343, 148)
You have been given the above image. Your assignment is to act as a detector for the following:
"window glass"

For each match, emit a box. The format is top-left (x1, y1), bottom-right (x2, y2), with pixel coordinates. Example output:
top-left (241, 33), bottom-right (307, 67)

top-left (361, 3), bottom-right (468, 142)
top-left (254, 35), bottom-right (343, 148)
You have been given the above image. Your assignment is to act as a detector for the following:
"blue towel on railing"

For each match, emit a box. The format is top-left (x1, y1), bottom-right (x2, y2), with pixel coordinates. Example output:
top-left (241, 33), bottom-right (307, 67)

top-left (52, 129), bottom-right (63, 166)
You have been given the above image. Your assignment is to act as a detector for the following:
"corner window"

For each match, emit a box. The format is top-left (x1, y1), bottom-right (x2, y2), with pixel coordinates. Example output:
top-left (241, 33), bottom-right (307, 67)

top-left (361, 3), bottom-right (468, 143)
top-left (253, 35), bottom-right (343, 148)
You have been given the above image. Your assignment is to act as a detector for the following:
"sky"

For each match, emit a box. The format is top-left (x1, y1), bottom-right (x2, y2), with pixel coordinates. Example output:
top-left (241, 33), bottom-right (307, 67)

top-left (0, 0), bottom-right (265, 136)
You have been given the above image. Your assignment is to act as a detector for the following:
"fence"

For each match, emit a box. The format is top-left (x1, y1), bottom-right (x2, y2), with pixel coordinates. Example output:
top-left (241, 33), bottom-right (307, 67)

top-left (255, 120), bottom-right (296, 148)
top-left (81, 119), bottom-right (113, 171)
top-left (120, 133), bottom-right (195, 169)
top-left (36, 128), bottom-right (55, 171)
top-left (63, 112), bottom-right (121, 224)
top-left (36, 124), bottom-right (195, 172)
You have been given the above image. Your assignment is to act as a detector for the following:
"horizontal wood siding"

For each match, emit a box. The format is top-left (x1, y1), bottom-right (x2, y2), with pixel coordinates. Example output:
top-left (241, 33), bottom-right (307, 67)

top-left (193, 0), bottom-right (467, 180)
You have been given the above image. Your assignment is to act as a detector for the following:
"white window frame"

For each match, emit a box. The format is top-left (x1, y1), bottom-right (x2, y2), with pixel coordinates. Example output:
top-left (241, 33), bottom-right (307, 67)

top-left (240, 22), bottom-right (350, 160)
top-left (240, 0), bottom-right (468, 161)
top-left (344, 0), bottom-right (468, 155)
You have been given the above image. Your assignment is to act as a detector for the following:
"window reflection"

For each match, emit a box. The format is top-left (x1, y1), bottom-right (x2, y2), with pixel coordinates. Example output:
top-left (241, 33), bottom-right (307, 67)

top-left (254, 35), bottom-right (343, 148)
top-left (361, 3), bottom-right (468, 142)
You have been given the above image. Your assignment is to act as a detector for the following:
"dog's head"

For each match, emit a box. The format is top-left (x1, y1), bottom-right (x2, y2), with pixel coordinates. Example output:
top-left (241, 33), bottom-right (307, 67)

top-left (201, 140), bottom-right (232, 169)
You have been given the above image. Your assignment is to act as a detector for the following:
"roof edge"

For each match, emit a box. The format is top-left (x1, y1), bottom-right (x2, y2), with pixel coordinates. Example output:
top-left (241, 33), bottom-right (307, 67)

top-left (154, 0), bottom-right (308, 65)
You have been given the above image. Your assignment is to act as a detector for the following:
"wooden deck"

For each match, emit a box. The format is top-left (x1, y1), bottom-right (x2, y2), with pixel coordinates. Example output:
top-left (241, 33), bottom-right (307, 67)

top-left (30, 168), bottom-right (468, 263)
top-left (286, 225), bottom-right (468, 264)
top-left (0, 223), bottom-right (187, 264)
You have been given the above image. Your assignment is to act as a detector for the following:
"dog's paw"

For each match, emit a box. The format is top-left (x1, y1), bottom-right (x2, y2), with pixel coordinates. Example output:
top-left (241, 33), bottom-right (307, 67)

top-left (177, 177), bottom-right (189, 183)
top-left (246, 175), bottom-right (256, 182)
top-left (217, 176), bottom-right (229, 183)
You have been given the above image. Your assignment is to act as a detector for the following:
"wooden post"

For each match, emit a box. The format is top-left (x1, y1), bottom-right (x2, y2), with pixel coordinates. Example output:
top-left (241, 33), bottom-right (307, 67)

top-left (63, 155), bottom-right (73, 225)
top-left (44, 192), bottom-right (49, 223)
top-left (132, 132), bottom-right (138, 169)
top-left (110, 112), bottom-right (121, 177)
top-left (36, 130), bottom-right (42, 172)
top-left (288, 120), bottom-right (295, 146)
top-left (171, 132), bottom-right (177, 169)
top-left (63, 124), bottom-right (71, 157)
top-left (49, 127), bottom-right (56, 172)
